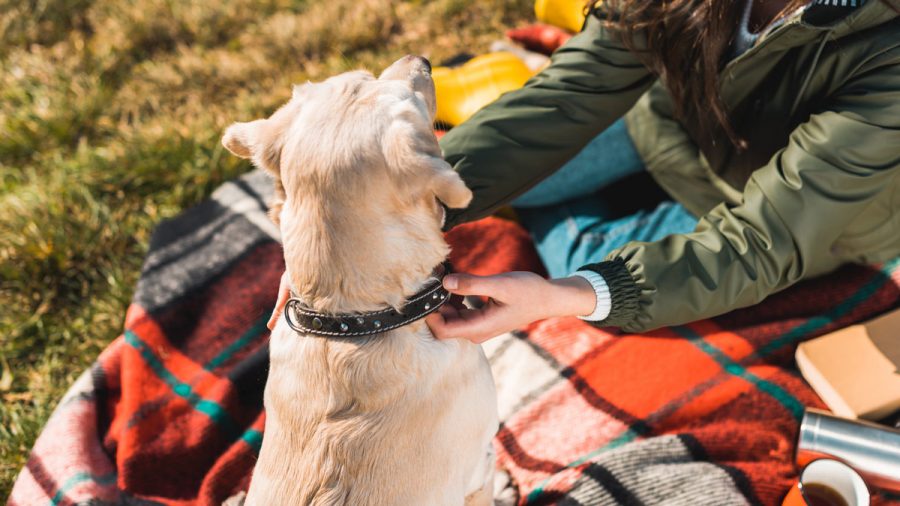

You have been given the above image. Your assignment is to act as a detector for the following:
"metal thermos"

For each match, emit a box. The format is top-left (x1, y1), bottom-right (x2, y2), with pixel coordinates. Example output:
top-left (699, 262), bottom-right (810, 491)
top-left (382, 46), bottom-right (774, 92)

top-left (797, 408), bottom-right (900, 492)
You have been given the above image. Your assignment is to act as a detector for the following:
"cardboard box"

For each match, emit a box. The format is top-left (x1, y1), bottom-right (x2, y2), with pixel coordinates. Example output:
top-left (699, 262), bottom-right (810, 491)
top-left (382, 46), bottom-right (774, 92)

top-left (796, 308), bottom-right (900, 421)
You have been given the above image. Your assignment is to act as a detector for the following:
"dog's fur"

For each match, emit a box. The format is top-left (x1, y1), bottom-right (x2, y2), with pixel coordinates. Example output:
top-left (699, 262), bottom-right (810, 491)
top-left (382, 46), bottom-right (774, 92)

top-left (222, 56), bottom-right (498, 506)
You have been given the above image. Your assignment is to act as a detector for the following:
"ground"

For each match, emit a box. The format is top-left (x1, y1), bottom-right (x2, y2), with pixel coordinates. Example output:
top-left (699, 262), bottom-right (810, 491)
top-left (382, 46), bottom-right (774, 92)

top-left (0, 0), bottom-right (532, 496)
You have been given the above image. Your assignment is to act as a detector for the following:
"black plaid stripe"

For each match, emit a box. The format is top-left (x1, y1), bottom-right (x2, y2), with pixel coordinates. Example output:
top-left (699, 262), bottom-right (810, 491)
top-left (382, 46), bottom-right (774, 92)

top-left (496, 424), bottom-right (566, 475)
top-left (578, 464), bottom-right (643, 505)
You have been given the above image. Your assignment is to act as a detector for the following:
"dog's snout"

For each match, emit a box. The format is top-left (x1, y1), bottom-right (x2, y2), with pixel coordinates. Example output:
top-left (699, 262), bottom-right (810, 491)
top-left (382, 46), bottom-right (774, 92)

top-left (403, 54), bottom-right (431, 72)
top-left (381, 55), bottom-right (434, 81)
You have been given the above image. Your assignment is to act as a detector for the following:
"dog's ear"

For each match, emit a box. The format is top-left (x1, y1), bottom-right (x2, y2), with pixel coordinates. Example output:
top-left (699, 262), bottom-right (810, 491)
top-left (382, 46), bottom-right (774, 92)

top-left (223, 98), bottom-right (302, 226)
top-left (383, 115), bottom-right (472, 209)
top-left (222, 119), bottom-right (287, 225)
top-left (222, 119), bottom-right (283, 175)
top-left (222, 95), bottom-right (303, 174)
top-left (222, 120), bottom-right (261, 159)
top-left (427, 159), bottom-right (472, 209)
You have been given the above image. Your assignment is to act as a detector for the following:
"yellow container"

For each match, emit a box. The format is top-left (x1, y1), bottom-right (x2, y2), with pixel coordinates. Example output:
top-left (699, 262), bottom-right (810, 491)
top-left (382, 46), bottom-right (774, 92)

top-left (534, 0), bottom-right (588, 33)
top-left (433, 52), bottom-right (534, 126)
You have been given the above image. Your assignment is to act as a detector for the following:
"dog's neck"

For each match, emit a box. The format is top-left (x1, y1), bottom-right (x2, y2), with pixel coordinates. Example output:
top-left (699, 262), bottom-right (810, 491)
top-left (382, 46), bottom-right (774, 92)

top-left (278, 195), bottom-right (449, 314)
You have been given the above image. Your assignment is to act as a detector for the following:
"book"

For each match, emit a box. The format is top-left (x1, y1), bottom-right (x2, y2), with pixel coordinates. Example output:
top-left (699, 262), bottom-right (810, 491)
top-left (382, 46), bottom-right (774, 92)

top-left (796, 308), bottom-right (900, 421)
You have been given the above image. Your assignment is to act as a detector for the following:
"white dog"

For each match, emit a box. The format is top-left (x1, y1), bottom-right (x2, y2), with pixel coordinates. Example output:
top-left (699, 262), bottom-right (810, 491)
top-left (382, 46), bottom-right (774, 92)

top-left (222, 55), bottom-right (498, 506)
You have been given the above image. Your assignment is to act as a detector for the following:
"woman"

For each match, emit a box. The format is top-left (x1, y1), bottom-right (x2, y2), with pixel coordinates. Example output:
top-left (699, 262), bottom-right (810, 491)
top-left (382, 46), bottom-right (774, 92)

top-left (269, 0), bottom-right (899, 342)
top-left (422, 0), bottom-right (900, 342)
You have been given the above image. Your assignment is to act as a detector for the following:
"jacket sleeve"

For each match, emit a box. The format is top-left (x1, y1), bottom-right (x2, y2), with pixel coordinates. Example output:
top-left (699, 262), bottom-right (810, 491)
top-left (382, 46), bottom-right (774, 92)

top-left (439, 10), bottom-right (656, 229)
top-left (582, 59), bottom-right (900, 333)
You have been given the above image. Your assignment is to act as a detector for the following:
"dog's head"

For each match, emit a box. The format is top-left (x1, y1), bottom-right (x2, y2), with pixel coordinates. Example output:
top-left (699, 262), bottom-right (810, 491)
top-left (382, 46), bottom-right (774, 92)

top-left (221, 56), bottom-right (471, 311)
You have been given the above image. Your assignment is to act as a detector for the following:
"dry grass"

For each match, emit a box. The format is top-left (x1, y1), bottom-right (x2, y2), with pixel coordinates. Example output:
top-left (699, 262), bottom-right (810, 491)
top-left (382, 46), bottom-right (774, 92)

top-left (0, 0), bottom-right (532, 497)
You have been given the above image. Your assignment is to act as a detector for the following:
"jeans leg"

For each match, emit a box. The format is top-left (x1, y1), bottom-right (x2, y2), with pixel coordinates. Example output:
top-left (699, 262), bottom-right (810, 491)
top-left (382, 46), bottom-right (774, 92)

top-left (519, 194), bottom-right (699, 279)
top-left (512, 118), bottom-right (645, 208)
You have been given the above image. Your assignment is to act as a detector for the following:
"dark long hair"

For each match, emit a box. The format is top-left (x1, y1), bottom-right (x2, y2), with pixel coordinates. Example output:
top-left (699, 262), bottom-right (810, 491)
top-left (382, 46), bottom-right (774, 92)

top-left (596, 0), bottom-right (810, 149)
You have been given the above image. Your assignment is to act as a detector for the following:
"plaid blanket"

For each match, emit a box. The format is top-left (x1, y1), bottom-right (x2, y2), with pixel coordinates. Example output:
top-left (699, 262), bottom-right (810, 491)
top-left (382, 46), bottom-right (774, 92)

top-left (9, 169), bottom-right (900, 506)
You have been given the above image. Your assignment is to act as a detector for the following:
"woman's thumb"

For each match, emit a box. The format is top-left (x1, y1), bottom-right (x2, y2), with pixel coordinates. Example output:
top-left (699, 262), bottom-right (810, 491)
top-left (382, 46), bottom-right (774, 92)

top-left (443, 273), bottom-right (503, 297)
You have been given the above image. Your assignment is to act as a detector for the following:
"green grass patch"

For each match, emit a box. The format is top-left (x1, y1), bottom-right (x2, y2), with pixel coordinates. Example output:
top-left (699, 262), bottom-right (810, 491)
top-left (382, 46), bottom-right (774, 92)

top-left (0, 0), bottom-right (532, 497)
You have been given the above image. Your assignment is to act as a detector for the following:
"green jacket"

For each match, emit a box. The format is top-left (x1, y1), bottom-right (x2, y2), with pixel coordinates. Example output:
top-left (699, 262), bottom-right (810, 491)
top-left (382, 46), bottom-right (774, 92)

top-left (439, 0), bottom-right (900, 332)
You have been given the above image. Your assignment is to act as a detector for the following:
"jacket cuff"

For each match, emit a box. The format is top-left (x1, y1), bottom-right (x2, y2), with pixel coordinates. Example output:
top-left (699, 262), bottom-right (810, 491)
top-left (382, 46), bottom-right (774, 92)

top-left (577, 258), bottom-right (641, 328)
top-left (571, 270), bottom-right (612, 321)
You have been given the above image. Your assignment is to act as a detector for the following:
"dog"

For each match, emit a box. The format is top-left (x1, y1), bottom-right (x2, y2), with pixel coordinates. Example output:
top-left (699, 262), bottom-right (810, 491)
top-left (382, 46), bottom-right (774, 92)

top-left (222, 55), bottom-right (499, 505)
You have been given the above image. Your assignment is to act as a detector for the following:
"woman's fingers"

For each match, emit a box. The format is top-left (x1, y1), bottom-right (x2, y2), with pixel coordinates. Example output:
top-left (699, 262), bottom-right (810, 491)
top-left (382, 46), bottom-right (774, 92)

top-left (428, 272), bottom-right (531, 342)
top-left (424, 311), bottom-right (449, 338)
top-left (425, 302), bottom-right (460, 338)
top-left (443, 273), bottom-right (510, 299)
top-left (428, 271), bottom-right (561, 343)
top-left (445, 303), bottom-right (509, 342)
top-left (426, 300), bottom-right (511, 343)
top-left (267, 272), bottom-right (292, 330)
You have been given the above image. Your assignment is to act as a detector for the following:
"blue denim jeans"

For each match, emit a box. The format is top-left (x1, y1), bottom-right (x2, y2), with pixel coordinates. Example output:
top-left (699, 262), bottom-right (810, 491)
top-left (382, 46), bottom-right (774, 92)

top-left (512, 119), bottom-right (699, 279)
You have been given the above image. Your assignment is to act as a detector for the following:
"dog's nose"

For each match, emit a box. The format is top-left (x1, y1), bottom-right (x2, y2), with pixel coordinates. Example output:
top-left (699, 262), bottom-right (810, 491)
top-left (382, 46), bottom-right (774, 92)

top-left (420, 57), bottom-right (432, 73)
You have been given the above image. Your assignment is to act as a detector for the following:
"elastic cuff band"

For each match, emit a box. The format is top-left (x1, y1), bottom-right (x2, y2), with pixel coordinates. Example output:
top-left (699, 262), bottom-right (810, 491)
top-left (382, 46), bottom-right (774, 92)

top-left (572, 271), bottom-right (611, 321)
top-left (577, 258), bottom-right (641, 328)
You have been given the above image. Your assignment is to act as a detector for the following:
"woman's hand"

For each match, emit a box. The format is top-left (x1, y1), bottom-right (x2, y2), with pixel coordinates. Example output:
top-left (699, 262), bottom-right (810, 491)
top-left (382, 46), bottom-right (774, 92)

top-left (425, 271), bottom-right (597, 343)
top-left (268, 271), bottom-right (291, 330)
top-left (268, 270), bottom-right (598, 343)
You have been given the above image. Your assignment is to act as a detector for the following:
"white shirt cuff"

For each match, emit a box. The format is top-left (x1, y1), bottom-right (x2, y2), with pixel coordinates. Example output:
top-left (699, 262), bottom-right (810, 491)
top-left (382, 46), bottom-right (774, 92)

top-left (572, 270), bottom-right (612, 321)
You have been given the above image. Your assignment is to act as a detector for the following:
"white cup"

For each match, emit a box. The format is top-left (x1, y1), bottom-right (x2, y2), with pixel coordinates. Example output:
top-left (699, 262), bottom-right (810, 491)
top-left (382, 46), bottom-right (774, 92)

top-left (783, 459), bottom-right (870, 506)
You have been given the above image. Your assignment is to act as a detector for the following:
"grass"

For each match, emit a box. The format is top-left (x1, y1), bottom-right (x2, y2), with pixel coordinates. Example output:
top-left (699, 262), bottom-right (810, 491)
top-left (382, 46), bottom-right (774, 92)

top-left (0, 0), bottom-right (532, 497)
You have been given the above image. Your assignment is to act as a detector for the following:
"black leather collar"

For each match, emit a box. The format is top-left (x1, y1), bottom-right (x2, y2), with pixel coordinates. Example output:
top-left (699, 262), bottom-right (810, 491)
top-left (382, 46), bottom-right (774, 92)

top-left (283, 262), bottom-right (452, 337)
